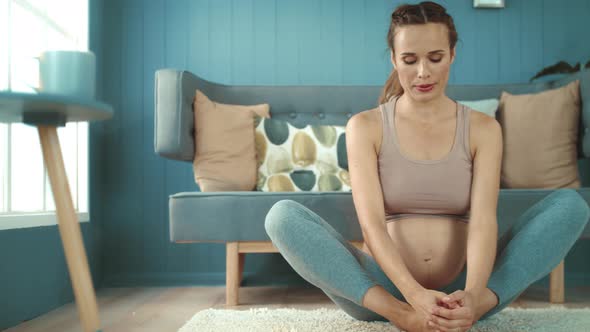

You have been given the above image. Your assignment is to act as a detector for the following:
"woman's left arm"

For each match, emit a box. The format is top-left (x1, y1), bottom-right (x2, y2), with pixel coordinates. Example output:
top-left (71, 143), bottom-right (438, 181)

top-left (465, 114), bottom-right (503, 293)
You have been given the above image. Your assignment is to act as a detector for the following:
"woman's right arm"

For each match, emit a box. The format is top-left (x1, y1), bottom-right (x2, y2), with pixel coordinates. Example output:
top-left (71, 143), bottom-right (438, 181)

top-left (345, 112), bottom-right (425, 300)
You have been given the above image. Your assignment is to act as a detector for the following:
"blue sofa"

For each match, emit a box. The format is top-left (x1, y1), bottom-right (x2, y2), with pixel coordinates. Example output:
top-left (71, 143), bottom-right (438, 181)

top-left (154, 68), bottom-right (590, 306)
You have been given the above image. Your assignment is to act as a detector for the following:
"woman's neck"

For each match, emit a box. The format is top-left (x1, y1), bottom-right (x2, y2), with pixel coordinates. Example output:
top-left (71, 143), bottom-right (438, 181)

top-left (397, 94), bottom-right (454, 122)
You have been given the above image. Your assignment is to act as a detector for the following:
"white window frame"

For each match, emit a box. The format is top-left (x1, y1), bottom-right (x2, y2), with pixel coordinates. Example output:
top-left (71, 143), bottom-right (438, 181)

top-left (0, 0), bottom-right (90, 230)
top-left (0, 212), bottom-right (90, 230)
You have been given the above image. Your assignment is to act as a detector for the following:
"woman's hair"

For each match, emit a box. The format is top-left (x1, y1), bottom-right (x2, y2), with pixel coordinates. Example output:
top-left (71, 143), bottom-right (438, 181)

top-left (379, 1), bottom-right (458, 104)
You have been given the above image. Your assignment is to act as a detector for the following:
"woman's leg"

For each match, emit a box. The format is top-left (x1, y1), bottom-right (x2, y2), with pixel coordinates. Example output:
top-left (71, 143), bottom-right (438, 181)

top-left (478, 188), bottom-right (590, 320)
top-left (264, 199), bottom-right (406, 322)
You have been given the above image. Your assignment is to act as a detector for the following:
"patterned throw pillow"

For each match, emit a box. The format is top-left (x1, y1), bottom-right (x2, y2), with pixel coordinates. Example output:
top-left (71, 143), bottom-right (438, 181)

top-left (254, 116), bottom-right (350, 192)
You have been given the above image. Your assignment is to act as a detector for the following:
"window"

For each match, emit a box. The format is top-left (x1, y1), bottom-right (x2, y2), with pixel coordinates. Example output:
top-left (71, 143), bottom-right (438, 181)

top-left (0, 0), bottom-right (89, 230)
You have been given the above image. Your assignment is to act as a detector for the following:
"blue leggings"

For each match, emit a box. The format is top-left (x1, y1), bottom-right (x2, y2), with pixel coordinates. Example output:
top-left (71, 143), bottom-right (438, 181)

top-left (264, 188), bottom-right (590, 322)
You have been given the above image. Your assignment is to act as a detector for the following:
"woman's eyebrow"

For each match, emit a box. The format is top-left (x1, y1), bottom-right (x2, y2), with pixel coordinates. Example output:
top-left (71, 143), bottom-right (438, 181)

top-left (400, 50), bottom-right (445, 56)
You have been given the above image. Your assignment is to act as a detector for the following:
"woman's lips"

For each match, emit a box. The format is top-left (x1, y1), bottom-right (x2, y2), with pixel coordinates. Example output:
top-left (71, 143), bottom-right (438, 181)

top-left (415, 84), bottom-right (435, 92)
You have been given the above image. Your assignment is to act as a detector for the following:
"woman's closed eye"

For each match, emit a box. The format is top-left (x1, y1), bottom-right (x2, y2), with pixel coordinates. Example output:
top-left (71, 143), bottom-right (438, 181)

top-left (403, 57), bottom-right (443, 65)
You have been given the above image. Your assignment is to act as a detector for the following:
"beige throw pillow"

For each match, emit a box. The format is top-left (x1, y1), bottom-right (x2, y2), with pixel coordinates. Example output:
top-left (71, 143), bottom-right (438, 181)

top-left (193, 90), bottom-right (270, 191)
top-left (498, 80), bottom-right (581, 189)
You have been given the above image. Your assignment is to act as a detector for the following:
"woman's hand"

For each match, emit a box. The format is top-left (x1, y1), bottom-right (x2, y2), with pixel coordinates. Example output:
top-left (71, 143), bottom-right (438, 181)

top-left (406, 288), bottom-right (453, 326)
top-left (428, 290), bottom-right (477, 332)
top-left (404, 305), bottom-right (444, 332)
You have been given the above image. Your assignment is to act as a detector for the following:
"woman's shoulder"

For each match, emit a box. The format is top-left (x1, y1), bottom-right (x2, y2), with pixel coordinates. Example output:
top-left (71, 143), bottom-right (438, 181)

top-left (463, 106), bottom-right (501, 136)
top-left (462, 106), bottom-right (502, 159)
top-left (347, 107), bottom-right (382, 134)
top-left (458, 101), bottom-right (498, 127)
top-left (351, 106), bottom-right (381, 122)
top-left (346, 107), bottom-right (383, 147)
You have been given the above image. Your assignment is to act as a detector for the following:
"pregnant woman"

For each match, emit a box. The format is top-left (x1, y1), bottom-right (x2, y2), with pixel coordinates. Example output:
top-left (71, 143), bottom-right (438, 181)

top-left (264, 2), bottom-right (590, 331)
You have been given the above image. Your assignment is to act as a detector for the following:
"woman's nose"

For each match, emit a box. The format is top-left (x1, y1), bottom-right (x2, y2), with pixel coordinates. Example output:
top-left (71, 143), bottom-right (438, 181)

top-left (417, 61), bottom-right (431, 79)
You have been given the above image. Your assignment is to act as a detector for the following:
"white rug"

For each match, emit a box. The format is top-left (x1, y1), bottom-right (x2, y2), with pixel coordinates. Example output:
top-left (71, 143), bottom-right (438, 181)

top-left (178, 306), bottom-right (590, 332)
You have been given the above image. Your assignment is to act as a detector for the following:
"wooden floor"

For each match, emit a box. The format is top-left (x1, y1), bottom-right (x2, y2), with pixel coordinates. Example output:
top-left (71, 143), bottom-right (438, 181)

top-left (5, 285), bottom-right (590, 332)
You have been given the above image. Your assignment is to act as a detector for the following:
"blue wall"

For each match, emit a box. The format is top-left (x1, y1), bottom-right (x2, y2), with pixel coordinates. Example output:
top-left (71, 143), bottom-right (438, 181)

top-left (97, 0), bottom-right (590, 288)
top-left (0, 226), bottom-right (100, 330)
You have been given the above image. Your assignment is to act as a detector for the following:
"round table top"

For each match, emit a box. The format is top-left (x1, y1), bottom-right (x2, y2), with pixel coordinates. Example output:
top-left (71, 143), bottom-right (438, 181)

top-left (0, 91), bottom-right (113, 126)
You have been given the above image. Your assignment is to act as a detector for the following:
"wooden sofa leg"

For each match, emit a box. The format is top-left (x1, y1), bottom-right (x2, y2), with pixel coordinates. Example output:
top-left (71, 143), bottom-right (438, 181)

top-left (238, 252), bottom-right (245, 284)
top-left (224, 240), bottom-right (361, 306)
top-left (549, 259), bottom-right (565, 303)
top-left (226, 242), bottom-right (240, 306)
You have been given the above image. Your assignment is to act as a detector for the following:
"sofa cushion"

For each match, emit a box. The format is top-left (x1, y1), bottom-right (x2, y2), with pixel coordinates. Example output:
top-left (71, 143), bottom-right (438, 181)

top-left (193, 90), bottom-right (270, 191)
top-left (169, 191), bottom-right (360, 242)
top-left (498, 80), bottom-right (581, 189)
top-left (255, 116), bottom-right (350, 192)
top-left (168, 189), bottom-right (590, 242)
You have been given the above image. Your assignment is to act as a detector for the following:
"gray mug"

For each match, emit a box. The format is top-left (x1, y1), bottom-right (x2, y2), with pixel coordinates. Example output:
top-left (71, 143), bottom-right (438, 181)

top-left (36, 50), bottom-right (96, 99)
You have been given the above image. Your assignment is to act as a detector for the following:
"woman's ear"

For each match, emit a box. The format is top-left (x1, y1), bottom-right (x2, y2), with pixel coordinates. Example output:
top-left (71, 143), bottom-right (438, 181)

top-left (450, 47), bottom-right (456, 65)
top-left (390, 51), bottom-right (397, 69)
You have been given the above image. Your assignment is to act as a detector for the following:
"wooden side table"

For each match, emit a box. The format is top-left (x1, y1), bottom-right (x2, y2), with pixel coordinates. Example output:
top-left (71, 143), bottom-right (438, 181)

top-left (0, 92), bottom-right (112, 332)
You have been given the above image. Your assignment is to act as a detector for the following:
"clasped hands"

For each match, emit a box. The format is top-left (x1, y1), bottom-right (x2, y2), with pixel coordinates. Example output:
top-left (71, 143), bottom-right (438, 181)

top-left (406, 288), bottom-right (477, 332)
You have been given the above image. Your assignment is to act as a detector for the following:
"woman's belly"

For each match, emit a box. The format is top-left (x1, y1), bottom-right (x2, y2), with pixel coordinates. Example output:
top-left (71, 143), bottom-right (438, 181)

top-left (361, 216), bottom-right (468, 290)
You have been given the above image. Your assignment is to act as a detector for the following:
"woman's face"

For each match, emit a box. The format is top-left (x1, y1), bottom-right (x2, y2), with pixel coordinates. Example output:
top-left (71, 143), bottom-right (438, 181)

top-left (391, 22), bottom-right (455, 103)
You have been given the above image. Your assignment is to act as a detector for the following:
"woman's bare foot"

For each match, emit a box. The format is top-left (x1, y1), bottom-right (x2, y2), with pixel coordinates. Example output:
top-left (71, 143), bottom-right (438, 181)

top-left (394, 304), bottom-right (432, 332)
top-left (361, 286), bottom-right (423, 331)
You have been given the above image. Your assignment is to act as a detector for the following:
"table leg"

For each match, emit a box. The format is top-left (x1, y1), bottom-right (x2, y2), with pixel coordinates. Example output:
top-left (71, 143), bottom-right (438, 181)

top-left (37, 126), bottom-right (101, 332)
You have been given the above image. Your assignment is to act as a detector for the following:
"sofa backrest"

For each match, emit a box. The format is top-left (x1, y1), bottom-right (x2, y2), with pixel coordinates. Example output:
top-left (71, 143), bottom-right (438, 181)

top-left (154, 68), bottom-right (590, 162)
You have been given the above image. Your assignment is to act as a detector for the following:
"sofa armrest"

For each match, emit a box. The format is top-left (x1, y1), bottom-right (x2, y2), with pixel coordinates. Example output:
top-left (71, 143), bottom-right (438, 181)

top-left (154, 69), bottom-right (199, 162)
